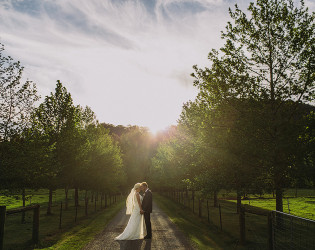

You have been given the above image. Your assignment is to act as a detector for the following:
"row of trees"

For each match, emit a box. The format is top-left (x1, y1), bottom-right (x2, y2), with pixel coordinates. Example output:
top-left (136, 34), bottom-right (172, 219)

top-left (152, 0), bottom-right (315, 212)
top-left (0, 44), bottom-right (131, 213)
top-left (0, 41), bottom-right (161, 213)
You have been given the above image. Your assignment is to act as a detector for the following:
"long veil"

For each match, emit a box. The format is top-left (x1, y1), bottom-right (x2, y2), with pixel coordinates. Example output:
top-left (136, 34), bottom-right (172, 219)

top-left (126, 188), bottom-right (136, 215)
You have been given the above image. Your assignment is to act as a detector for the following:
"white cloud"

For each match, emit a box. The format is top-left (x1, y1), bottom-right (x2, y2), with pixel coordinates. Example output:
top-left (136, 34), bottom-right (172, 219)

top-left (2, 0), bottom-right (312, 133)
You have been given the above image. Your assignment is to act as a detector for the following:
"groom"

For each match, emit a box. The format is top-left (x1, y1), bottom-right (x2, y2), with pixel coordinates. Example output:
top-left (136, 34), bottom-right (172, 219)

top-left (140, 182), bottom-right (152, 239)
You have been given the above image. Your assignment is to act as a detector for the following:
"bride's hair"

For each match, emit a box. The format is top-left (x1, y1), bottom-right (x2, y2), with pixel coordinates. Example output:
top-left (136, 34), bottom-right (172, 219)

top-left (134, 183), bottom-right (141, 190)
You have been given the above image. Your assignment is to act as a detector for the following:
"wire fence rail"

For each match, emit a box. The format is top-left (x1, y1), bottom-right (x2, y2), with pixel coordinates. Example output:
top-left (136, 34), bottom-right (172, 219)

top-left (160, 190), bottom-right (315, 249)
top-left (270, 210), bottom-right (315, 250)
top-left (0, 191), bottom-right (122, 250)
top-left (160, 190), bottom-right (270, 248)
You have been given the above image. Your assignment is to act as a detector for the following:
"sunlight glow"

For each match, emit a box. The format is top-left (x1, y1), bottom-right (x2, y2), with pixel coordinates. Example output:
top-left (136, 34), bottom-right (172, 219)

top-left (0, 0), bottom-right (266, 130)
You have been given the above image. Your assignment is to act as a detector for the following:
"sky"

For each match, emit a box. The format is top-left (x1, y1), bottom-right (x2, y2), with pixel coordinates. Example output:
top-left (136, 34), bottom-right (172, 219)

top-left (1, 0), bottom-right (314, 134)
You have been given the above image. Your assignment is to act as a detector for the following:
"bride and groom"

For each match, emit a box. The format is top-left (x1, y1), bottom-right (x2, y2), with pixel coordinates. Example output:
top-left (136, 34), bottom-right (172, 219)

top-left (115, 182), bottom-right (152, 240)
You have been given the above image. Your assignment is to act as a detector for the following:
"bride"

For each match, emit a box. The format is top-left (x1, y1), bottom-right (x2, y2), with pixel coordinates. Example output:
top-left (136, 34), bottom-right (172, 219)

top-left (115, 183), bottom-right (146, 240)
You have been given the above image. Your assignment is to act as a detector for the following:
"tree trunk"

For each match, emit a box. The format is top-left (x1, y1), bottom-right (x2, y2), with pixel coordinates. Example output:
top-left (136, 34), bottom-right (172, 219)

top-left (213, 190), bottom-right (218, 207)
top-left (85, 190), bottom-right (88, 216)
top-left (65, 186), bottom-right (69, 210)
top-left (21, 188), bottom-right (26, 223)
top-left (74, 187), bottom-right (79, 207)
top-left (237, 190), bottom-right (242, 214)
top-left (101, 193), bottom-right (103, 209)
top-left (198, 198), bottom-right (202, 217)
top-left (47, 188), bottom-right (53, 215)
top-left (192, 190), bottom-right (195, 213)
top-left (275, 187), bottom-right (283, 212)
top-left (105, 194), bottom-right (108, 208)
top-left (181, 190), bottom-right (184, 205)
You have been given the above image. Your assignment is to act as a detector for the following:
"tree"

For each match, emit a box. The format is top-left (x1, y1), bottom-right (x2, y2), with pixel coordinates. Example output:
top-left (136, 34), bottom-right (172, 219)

top-left (0, 43), bottom-right (39, 212)
top-left (33, 80), bottom-right (76, 214)
top-left (192, 0), bottom-right (315, 211)
top-left (57, 105), bottom-right (92, 209)
top-left (119, 126), bottom-right (155, 187)
top-left (0, 43), bottom-right (39, 142)
top-left (85, 125), bottom-right (125, 194)
top-left (179, 97), bottom-right (265, 210)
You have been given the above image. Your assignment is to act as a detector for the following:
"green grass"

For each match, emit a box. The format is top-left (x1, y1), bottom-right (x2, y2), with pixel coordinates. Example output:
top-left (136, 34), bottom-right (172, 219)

top-left (188, 188), bottom-right (315, 220)
top-left (229, 197), bottom-right (315, 220)
top-left (37, 199), bottom-right (124, 249)
top-left (217, 188), bottom-right (315, 200)
top-left (154, 194), bottom-right (249, 250)
top-left (162, 188), bottom-right (315, 249)
top-left (1, 189), bottom-right (124, 249)
top-left (0, 189), bottom-right (86, 210)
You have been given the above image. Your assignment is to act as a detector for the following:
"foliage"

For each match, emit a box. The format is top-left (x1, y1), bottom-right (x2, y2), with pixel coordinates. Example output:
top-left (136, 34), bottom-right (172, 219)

top-left (83, 124), bottom-right (125, 193)
top-left (0, 43), bottom-right (39, 142)
top-left (119, 126), bottom-right (156, 187)
top-left (151, 0), bottom-right (315, 212)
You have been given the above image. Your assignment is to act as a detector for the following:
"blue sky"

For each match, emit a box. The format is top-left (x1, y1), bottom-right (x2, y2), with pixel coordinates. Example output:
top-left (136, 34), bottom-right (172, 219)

top-left (1, 0), bottom-right (314, 133)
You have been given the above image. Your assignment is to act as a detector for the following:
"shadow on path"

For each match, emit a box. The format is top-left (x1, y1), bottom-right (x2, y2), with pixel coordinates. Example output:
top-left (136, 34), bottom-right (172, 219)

top-left (83, 202), bottom-right (194, 249)
top-left (117, 239), bottom-right (151, 250)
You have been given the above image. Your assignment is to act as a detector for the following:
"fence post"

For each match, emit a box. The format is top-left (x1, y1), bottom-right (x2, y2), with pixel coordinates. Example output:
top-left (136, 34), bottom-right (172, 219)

top-left (85, 197), bottom-right (88, 216)
top-left (198, 198), bottom-right (202, 217)
top-left (0, 206), bottom-right (6, 250)
top-left (75, 205), bottom-right (78, 223)
top-left (239, 206), bottom-right (245, 245)
top-left (207, 200), bottom-right (210, 223)
top-left (181, 190), bottom-right (184, 205)
top-left (268, 212), bottom-right (273, 250)
top-left (101, 194), bottom-right (103, 209)
top-left (32, 205), bottom-right (40, 244)
top-left (59, 202), bottom-right (62, 229)
top-left (219, 204), bottom-right (222, 231)
top-left (192, 191), bottom-right (195, 214)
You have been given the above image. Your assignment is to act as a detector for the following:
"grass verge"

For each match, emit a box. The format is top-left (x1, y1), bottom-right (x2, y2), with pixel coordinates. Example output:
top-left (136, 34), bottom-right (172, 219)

top-left (154, 193), bottom-right (247, 250)
top-left (37, 199), bottom-right (124, 249)
top-left (3, 193), bottom-right (124, 250)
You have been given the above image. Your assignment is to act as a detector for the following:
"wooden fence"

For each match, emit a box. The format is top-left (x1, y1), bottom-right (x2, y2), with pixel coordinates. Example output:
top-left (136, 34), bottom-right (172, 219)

top-left (0, 205), bottom-right (40, 250)
top-left (161, 189), bottom-right (272, 248)
top-left (0, 191), bottom-right (122, 250)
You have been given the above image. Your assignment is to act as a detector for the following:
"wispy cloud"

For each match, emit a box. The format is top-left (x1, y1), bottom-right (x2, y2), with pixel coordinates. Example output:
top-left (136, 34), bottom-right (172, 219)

top-left (1, 0), bottom-right (312, 133)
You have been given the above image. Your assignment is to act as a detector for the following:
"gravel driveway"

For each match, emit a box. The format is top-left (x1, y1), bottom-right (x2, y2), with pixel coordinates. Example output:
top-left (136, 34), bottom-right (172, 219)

top-left (83, 202), bottom-right (195, 250)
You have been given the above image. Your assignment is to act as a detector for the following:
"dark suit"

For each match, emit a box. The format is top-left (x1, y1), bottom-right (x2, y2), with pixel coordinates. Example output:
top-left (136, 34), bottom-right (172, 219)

top-left (142, 189), bottom-right (152, 238)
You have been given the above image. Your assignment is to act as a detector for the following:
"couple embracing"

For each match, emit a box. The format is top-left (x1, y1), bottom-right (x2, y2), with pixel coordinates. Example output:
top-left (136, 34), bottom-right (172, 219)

top-left (115, 182), bottom-right (152, 240)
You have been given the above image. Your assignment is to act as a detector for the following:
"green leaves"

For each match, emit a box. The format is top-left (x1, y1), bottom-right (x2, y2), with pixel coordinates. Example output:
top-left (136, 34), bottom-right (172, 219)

top-left (153, 0), bottom-right (315, 211)
top-left (0, 43), bottom-right (39, 141)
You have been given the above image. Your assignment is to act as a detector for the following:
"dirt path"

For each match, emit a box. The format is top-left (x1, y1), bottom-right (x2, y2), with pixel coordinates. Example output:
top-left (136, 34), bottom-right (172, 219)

top-left (83, 202), bottom-right (195, 250)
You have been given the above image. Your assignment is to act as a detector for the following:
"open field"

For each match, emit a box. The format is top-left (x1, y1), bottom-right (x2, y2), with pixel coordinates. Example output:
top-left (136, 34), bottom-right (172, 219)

top-left (217, 188), bottom-right (315, 199)
top-left (0, 189), bottom-right (85, 210)
top-left (229, 197), bottom-right (315, 220)
top-left (1, 189), bottom-right (124, 249)
top-left (223, 189), bottom-right (315, 220)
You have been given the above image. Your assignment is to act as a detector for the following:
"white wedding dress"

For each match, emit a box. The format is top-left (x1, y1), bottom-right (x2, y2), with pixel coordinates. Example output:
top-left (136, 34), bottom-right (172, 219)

top-left (115, 191), bottom-right (146, 240)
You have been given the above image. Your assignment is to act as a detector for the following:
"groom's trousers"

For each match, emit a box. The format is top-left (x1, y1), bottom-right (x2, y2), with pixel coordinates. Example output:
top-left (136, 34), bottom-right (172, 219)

top-left (144, 212), bottom-right (152, 237)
